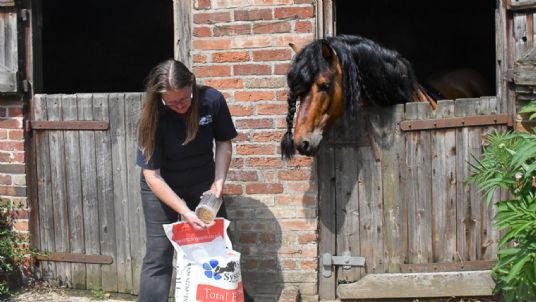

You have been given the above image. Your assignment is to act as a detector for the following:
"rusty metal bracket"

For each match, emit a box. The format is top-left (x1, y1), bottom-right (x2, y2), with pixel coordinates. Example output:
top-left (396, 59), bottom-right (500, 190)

top-left (29, 121), bottom-right (109, 131)
top-left (400, 114), bottom-right (513, 132)
top-left (36, 252), bottom-right (113, 264)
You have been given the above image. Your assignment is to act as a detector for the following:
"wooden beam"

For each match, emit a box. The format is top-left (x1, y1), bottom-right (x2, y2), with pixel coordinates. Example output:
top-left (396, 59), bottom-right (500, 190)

top-left (30, 121), bottom-right (109, 130)
top-left (338, 271), bottom-right (494, 299)
top-left (36, 252), bottom-right (113, 264)
top-left (400, 114), bottom-right (513, 131)
top-left (400, 261), bottom-right (495, 273)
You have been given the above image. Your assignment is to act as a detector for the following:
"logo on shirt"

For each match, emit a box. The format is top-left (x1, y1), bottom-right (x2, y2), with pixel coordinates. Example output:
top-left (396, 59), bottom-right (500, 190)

top-left (199, 115), bottom-right (213, 126)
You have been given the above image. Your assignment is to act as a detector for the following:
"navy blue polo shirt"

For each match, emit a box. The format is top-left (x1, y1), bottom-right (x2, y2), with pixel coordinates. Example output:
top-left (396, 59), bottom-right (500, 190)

top-left (136, 87), bottom-right (237, 188)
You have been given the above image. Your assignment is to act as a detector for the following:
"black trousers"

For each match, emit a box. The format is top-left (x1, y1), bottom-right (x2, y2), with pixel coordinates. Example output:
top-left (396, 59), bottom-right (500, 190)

top-left (137, 177), bottom-right (252, 302)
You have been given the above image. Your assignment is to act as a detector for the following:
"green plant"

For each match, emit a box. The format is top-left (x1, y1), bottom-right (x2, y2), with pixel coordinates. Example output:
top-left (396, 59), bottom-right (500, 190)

top-left (0, 204), bottom-right (28, 297)
top-left (468, 101), bottom-right (536, 301)
top-left (90, 288), bottom-right (106, 300)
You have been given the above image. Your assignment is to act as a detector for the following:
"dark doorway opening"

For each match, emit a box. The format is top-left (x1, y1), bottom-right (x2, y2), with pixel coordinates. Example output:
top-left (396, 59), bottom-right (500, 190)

top-left (40, 0), bottom-right (173, 93)
top-left (335, 0), bottom-right (496, 96)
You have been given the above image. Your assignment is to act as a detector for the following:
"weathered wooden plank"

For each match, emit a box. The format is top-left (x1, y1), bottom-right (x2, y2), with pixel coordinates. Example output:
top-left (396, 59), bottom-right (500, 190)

top-left (62, 94), bottom-right (86, 288)
top-left (109, 93), bottom-right (133, 293)
top-left (34, 95), bottom-right (56, 282)
top-left (317, 145), bottom-right (337, 300)
top-left (496, 0), bottom-right (510, 113)
top-left (400, 260), bottom-right (495, 273)
top-left (338, 271), bottom-right (494, 299)
top-left (173, 0), bottom-right (191, 68)
top-left (455, 98), bottom-right (482, 261)
top-left (36, 253), bottom-right (113, 264)
top-left (514, 14), bottom-right (529, 60)
top-left (30, 120), bottom-right (108, 130)
top-left (335, 145), bottom-right (361, 282)
top-left (508, 0), bottom-right (536, 11)
top-left (431, 100), bottom-right (457, 263)
top-left (380, 104), bottom-right (407, 273)
top-left (0, 10), bottom-right (18, 92)
top-left (78, 94), bottom-right (102, 290)
top-left (405, 102), bottom-right (433, 264)
top-left (125, 93), bottom-right (143, 294)
top-left (94, 94), bottom-right (118, 292)
top-left (47, 94), bottom-right (71, 286)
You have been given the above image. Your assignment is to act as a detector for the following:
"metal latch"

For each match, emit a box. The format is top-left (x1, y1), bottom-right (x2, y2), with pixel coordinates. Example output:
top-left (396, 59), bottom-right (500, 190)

top-left (321, 251), bottom-right (365, 278)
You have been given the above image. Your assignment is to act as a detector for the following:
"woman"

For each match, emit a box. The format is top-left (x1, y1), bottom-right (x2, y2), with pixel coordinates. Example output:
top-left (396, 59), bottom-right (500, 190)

top-left (136, 59), bottom-right (249, 301)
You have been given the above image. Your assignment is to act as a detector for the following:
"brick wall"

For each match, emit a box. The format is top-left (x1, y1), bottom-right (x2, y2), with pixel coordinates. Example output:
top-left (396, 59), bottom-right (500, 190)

top-left (0, 96), bottom-right (28, 243)
top-left (192, 0), bottom-right (318, 300)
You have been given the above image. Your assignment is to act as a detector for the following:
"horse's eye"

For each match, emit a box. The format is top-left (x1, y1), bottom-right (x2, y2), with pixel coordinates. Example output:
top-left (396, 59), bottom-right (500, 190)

top-left (318, 83), bottom-right (331, 92)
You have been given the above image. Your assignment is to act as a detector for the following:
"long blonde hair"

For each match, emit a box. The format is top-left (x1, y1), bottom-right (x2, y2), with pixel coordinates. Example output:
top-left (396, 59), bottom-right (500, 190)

top-left (137, 59), bottom-right (199, 162)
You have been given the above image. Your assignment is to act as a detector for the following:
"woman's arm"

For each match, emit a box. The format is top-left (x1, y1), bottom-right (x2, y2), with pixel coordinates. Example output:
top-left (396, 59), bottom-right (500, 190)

top-left (211, 140), bottom-right (233, 198)
top-left (143, 168), bottom-right (207, 229)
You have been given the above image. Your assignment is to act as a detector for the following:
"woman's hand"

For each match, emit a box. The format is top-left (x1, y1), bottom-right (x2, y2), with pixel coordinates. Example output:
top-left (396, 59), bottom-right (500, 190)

top-left (182, 210), bottom-right (208, 230)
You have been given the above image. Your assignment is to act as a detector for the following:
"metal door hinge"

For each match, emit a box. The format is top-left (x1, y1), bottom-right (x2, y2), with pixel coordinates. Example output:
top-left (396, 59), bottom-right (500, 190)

top-left (321, 251), bottom-right (365, 278)
top-left (20, 9), bottom-right (29, 22)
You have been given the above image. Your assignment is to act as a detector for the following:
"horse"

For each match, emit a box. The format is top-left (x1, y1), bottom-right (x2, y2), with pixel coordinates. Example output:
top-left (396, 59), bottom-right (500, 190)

top-left (280, 34), bottom-right (488, 158)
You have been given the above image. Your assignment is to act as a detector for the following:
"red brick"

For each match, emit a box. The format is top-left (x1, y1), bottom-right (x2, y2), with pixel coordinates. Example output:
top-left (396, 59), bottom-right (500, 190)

top-left (233, 132), bottom-right (249, 142)
top-left (14, 219), bottom-right (28, 232)
top-left (228, 105), bottom-right (254, 116)
top-left (195, 0), bottom-right (211, 9)
top-left (193, 54), bottom-right (208, 64)
top-left (193, 26), bottom-right (212, 37)
top-left (274, 7), bottom-right (314, 19)
top-left (259, 233), bottom-right (276, 244)
top-left (0, 141), bottom-right (24, 152)
top-left (274, 63), bottom-right (291, 75)
top-left (245, 78), bottom-right (285, 89)
top-left (253, 21), bottom-right (290, 34)
top-left (276, 90), bottom-right (289, 101)
top-left (279, 219), bottom-right (317, 231)
top-left (234, 9), bottom-right (272, 21)
top-left (193, 65), bottom-right (231, 77)
top-left (0, 119), bottom-right (21, 129)
top-left (231, 36), bottom-right (271, 48)
top-left (12, 152), bottom-right (24, 163)
top-left (0, 152), bottom-right (10, 162)
top-left (230, 158), bottom-right (244, 169)
top-left (257, 258), bottom-right (278, 269)
top-left (227, 170), bottom-right (258, 181)
top-left (275, 194), bottom-right (316, 206)
top-left (299, 259), bottom-right (317, 269)
top-left (278, 170), bottom-right (310, 180)
top-left (253, 49), bottom-right (291, 61)
top-left (262, 170), bottom-right (276, 182)
top-left (257, 103), bottom-right (287, 115)
top-left (0, 174), bottom-right (11, 185)
top-left (274, 117), bottom-right (287, 129)
top-left (12, 209), bottom-right (28, 219)
top-left (223, 184), bottom-right (243, 196)
top-left (233, 64), bottom-right (271, 76)
top-left (295, 20), bottom-right (313, 33)
top-left (204, 79), bottom-right (243, 89)
top-left (244, 259), bottom-right (257, 270)
top-left (239, 233), bottom-right (257, 244)
top-left (234, 91), bottom-right (273, 102)
top-left (235, 118), bottom-right (273, 129)
top-left (287, 156), bottom-right (313, 167)
top-left (246, 183), bottom-right (283, 194)
top-left (294, 0), bottom-right (313, 3)
top-left (245, 157), bottom-right (283, 168)
top-left (213, 24), bottom-right (251, 36)
top-left (0, 129), bottom-right (7, 139)
top-left (193, 39), bottom-right (231, 50)
top-left (287, 181), bottom-right (313, 192)
top-left (280, 259), bottom-right (297, 270)
top-left (193, 12), bottom-right (231, 24)
top-left (236, 144), bottom-right (275, 155)
top-left (254, 0), bottom-right (293, 4)
top-left (298, 233), bottom-right (317, 244)
top-left (273, 35), bottom-right (312, 48)
top-left (252, 131), bottom-right (285, 142)
top-left (0, 108), bottom-right (6, 117)
top-left (8, 108), bottom-right (23, 117)
top-left (8, 129), bottom-right (24, 140)
top-left (212, 51), bottom-right (250, 63)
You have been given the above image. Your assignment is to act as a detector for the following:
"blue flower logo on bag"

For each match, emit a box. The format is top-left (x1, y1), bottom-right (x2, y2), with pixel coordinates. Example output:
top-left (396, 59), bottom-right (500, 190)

top-left (199, 115), bottom-right (213, 125)
top-left (203, 259), bottom-right (222, 280)
top-left (203, 260), bottom-right (240, 283)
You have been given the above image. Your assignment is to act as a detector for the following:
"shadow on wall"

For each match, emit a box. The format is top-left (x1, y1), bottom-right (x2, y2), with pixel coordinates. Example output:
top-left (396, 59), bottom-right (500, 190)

top-left (225, 196), bottom-right (284, 301)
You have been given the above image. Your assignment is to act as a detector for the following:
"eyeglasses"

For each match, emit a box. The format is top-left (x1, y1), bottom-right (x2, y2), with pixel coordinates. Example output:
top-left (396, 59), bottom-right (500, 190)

top-left (161, 93), bottom-right (193, 107)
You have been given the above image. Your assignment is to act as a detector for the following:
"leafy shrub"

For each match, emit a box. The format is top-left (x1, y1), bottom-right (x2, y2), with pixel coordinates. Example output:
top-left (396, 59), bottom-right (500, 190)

top-left (0, 204), bottom-right (25, 296)
top-left (468, 101), bottom-right (536, 301)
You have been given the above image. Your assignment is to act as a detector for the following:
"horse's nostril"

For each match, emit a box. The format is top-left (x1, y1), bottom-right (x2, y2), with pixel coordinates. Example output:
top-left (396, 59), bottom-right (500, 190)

top-left (301, 140), bottom-right (310, 151)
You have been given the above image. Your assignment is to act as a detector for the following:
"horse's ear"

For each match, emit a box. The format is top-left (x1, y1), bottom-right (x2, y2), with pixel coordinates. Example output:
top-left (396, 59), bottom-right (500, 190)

top-left (321, 41), bottom-right (335, 61)
top-left (289, 42), bottom-right (301, 54)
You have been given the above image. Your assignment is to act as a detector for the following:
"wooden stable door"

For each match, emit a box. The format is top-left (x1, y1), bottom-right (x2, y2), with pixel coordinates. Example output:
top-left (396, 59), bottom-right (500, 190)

top-left (317, 99), bottom-right (507, 299)
top-left (30, 93), bottom-right (144, 294)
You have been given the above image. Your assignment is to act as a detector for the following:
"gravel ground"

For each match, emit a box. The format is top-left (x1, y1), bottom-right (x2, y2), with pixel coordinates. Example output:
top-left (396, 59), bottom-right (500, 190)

top-left (1, 283), bottom-right (137, 302)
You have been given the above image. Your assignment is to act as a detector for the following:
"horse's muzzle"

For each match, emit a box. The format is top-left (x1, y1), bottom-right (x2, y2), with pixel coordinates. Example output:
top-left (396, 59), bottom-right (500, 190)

top-left (296, 139), bottom-right (319, 156)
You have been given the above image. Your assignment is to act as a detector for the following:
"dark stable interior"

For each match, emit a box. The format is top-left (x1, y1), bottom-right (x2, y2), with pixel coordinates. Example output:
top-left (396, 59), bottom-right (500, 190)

top-left (336, 0), bottom-right (496, 96)
top-left (41, 0), bottom-right (173, 93)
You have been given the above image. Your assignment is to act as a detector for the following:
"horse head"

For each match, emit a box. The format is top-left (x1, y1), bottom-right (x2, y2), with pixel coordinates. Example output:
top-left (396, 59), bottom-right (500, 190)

top-left (281, 40), bottom-right (345, 158)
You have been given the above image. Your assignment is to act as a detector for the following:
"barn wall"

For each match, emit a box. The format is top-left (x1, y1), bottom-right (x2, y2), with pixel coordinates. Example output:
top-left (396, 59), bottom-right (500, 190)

top-left (191, 0), bottom-right (318, 300)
